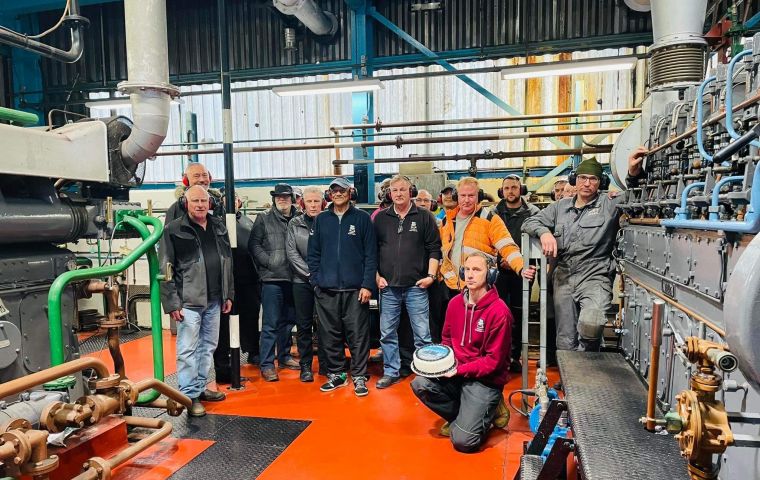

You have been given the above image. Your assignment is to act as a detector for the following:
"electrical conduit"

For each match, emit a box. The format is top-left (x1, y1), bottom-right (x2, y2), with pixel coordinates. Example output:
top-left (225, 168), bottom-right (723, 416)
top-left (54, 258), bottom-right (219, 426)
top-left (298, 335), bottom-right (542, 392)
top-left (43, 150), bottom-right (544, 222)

top-left (724, 49), bottom-right (760, 148)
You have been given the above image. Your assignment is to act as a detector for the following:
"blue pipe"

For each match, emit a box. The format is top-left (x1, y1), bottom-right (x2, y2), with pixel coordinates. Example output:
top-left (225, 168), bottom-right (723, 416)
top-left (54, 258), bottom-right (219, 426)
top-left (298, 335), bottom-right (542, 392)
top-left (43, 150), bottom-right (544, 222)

top-left (696, 76), bottom-right (717, 162)
top-left (674, 182), bottom-right (706, 220)
top-left (725, 50), bottom-right (760, 148)
top-left (662, 163), bottom-right (760, 233)
top-left (709, 176), bottom-right (744, 220)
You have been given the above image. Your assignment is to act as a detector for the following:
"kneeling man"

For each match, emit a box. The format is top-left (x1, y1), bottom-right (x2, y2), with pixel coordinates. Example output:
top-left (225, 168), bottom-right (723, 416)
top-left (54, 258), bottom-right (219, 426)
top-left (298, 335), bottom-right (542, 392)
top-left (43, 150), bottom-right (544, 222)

top-left (411, 252), bottom-right (512, 453)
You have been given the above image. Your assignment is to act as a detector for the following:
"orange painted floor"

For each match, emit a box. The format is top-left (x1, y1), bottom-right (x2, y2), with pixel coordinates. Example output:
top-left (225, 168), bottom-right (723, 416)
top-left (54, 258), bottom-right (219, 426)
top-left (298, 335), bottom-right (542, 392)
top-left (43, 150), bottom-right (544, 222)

top-left (84, 331), bottom-right (559, 480)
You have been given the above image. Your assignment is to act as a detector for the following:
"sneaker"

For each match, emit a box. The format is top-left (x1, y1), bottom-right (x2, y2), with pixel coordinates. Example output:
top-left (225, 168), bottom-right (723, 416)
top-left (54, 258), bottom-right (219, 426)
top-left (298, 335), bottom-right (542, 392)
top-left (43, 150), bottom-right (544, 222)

top-left (279, 357), bottom-right (300, 370)
top-left (376, 375), bottom-right (402, 389)
top-left (300, 366), bottom-right (314, 383)
top-left (439, 421), bottom-right (451, 437)
top-left (492, 399), bottom-right (510, 429)
top-left (261, 368), bottom-right (279, 382)
top-left (353, 376), bottom-right (369, 397)
top-left (188, 398), bottom-right (206, 417)
top-left (199, 389), bottom-right (226, 402)
top-left (320, 373), bottom-right (348, 392)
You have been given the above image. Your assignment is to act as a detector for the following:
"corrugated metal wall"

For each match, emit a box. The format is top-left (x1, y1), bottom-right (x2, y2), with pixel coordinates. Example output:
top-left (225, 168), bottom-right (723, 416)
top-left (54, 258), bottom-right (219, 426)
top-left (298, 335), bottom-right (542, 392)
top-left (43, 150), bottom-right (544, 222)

top-left (90, 49), bottom-right (634, 183)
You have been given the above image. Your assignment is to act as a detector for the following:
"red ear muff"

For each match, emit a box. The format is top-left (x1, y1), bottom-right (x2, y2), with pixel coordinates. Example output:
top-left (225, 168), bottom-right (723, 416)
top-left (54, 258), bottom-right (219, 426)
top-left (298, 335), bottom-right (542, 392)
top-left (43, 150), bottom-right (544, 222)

top-left (182, 175), bottom-right (189, 187)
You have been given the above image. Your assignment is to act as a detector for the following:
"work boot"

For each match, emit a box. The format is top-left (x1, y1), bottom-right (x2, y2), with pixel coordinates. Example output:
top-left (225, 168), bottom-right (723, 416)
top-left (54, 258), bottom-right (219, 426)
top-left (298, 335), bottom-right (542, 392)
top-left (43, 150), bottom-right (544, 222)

top-left (261, 368), bottom-right (279, 382)
top-left (199, 389), bottom-right (226, 402)
top-left (300, 366), bottom-right (314, 383)
top-left (188, 398), bottom-right (206, 417)
top-left (376, 375), bottom-right (401, 389)
top-left (279, 357), bottom-right (300, 370)
top-left (439, 422), bottom-right (451, 437)
top-left (492, 399), bottom-right (510, 429)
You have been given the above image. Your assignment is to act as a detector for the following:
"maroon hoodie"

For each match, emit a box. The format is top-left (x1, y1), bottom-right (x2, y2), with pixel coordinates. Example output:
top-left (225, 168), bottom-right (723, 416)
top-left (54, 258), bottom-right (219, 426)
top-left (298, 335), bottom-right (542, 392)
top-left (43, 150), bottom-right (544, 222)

top-left (442, 287), bottom-right (513, 387)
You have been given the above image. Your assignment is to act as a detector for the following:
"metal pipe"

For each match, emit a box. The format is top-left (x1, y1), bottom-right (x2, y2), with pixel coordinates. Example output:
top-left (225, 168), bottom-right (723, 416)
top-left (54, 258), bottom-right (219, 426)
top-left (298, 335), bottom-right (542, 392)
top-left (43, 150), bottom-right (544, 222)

top-left (332, 145), bottom-right (614, 165)
top-left (273, 0), bottom-right (338, 37)
top-left (47, 216), bottom-right (163, 366)
top-left (645, 298), bottom-right (665, 431)
top-left (696, 76), bottom-right (716, 162)
top-left (708, 176), bottom-right (744, 220)
top-left (0, 106), bottom-right (39, 125)
top-left (674, 182), bottom-right (706, 220)
top-left (0, 199), bottom-right (89, 245)
top-left (155, 127), bottom-right (624, 157)
top-left (330, 108), bottom-right (641, 132)
top-left (0, 0), bottom-right (85, 63)
top-left (724, 50), bottom-right (759, 148)
top-left (624, 276), bottom-right (725, 337)
top-left (133, 378), bottom-right (191, 409)
top-left (106, 327), bottom-right (126, 379)
top-left (0, 358), bottom-right (110, 399)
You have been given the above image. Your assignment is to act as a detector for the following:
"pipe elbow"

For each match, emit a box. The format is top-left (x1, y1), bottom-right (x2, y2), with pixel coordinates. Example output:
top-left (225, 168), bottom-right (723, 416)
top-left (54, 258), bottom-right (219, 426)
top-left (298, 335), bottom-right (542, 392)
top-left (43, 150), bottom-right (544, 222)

top-left (120, 91), bottom-right (171, 166)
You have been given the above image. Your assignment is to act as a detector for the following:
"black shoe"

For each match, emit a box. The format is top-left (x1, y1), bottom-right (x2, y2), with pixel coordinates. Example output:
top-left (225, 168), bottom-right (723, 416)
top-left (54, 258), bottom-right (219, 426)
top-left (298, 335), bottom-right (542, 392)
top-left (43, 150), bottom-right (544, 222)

top-left (261, 368), bottom-right (279, 382)
top-left (399, 366), bottom-right (413, 378)
top-left (509, 359), bottom-right (522, 373)
top-left (353, 376), bottom-right (369, 397)
top-left (199, 389), bottom-right (226, 402)
top-left (320, 373), bottom-right (348, 392)
top-left (376, 375), bottom-right (402, 389)
top-left (300, 367), bottom-right (314, 383)
top-left (188, 398), bottom-right (206, 417)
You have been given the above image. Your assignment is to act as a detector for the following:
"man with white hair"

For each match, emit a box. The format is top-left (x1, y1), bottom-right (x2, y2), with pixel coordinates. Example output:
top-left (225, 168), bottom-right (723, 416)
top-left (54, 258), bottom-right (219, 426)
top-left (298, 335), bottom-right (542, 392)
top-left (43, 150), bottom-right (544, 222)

top-left (165, 163), bottom-right (225, 223)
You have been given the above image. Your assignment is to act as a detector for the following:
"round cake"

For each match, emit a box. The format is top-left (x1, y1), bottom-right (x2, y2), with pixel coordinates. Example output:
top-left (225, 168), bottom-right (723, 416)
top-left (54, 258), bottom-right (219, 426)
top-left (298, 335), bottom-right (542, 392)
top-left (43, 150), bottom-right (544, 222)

top-left (411, 344), bottom-right (456, 378)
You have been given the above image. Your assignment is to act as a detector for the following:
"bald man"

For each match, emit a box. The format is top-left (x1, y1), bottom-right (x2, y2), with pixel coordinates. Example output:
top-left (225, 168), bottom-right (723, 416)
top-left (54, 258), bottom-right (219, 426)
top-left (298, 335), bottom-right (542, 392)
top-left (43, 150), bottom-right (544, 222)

top-left (165, 163), bottom-right (225, 224)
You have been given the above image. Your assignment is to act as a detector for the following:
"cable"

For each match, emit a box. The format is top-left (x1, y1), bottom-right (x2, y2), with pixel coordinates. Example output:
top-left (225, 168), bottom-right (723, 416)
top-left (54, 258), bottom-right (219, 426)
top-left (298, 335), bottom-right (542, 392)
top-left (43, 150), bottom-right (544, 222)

top-left (99, 221), bottom-right (125, 267)
top-left (0, 0), bottom-right (71, 40)
top-left (508, 389), bottom-right (535, 417)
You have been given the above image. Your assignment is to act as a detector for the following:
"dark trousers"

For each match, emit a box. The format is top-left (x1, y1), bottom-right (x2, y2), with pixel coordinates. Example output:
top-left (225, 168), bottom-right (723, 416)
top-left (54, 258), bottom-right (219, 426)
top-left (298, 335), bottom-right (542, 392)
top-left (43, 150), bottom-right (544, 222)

top-left (314, 288), bottom-right (370, 378)
top-left (292, 282), bottom-right (328, 371)
top-left (411, 376), bottom-right (502, 453)
top-left (428, 281), bottom-right (460, 343)
top-left (495, 271), bottom-right (525, 362)
top-left (214, 281), bottom-right (261, 383)
top-left (260, 282), bottom-right (296, 370)
top-left (398, 310), bottom-right (414, 374)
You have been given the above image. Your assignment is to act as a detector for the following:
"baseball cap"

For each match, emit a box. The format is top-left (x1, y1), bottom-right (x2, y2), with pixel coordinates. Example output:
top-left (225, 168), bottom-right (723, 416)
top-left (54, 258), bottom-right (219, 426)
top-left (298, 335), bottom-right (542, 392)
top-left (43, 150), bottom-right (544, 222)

top-left (330, 177), bottom-right (352, 190)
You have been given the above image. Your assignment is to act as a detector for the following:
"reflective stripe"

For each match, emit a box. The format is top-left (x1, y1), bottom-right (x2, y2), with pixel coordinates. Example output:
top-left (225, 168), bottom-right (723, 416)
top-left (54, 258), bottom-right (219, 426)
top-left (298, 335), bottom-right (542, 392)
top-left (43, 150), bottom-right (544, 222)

top-left (506, 251), bottom-right (522, 264)
top-left (443, 271), bottom-right (456, 279)
top-left (494, 237), bottom-right (517, 250)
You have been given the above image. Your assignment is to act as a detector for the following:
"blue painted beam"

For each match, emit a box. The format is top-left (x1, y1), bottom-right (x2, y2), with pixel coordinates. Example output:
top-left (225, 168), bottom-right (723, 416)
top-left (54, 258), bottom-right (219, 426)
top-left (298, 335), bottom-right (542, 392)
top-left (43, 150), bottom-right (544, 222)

top-left (367, 7), bottom-right (571, 151)
top-left (2, 0), bottom-right (120, 16)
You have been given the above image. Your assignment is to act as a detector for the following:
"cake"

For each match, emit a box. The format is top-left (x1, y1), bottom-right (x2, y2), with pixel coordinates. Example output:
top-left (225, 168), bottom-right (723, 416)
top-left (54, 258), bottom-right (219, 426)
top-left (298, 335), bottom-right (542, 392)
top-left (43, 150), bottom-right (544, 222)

top-left (411, 344), bottom-right (456, 378)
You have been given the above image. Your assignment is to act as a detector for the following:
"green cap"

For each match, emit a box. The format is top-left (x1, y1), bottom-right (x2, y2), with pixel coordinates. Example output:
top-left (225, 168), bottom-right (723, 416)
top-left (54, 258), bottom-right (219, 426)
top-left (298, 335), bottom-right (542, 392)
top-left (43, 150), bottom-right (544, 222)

top-left (575, 157), bottom-right (603, 179)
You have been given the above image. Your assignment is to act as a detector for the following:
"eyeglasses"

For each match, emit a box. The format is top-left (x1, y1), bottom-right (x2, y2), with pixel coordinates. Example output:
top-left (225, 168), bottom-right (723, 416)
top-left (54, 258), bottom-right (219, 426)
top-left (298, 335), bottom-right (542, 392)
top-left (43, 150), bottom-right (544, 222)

top-left (330, 187), bottom-right (348, 195)
top-left (576, 175), bottom-right (600, 185)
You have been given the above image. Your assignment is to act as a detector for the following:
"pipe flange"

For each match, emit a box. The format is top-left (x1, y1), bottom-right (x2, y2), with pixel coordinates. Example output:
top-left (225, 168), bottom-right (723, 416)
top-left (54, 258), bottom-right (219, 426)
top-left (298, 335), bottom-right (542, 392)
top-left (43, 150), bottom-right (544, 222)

top-left (1, 430), bottom-right (31, 465)
top-left (82, 456), bottom-right (111, 480)
top-left (88, 374), bottom-right (122, 392)
top-left (21, 454), bottom-right (59, 476)
top-left (165, 398), bottom-right (184, 417)
top-left (119, 379), bottom-right (139, 410)
top-left (117, 80), bottom-right (180, 99)
top-left (0, 418), bottom-right (31, 434)
top-left (675, 390), bottom-right (701, 459)
top-left (75, 396), bottom-right (102, 425)
top-left (40, 402), bottom-right (67, 434)
top-left (62, 14), bottom-right (90, 28)
top-left (100, 315), bottom-right (127, 329)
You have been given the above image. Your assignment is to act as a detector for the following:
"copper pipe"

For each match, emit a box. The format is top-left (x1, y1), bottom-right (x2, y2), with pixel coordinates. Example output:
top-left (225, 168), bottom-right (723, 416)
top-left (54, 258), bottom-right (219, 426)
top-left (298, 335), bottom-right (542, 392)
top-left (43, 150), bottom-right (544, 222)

top-left (106, 328), bottom-right (126, 379)
top-left (624, 275), bottom-right (726, 337)
top-left (0, 358), bottom-right (110, 399)
top-left (153, 127), bottom-right (624, 158)
top-left (648, 91), bottom-right (760, 155)
top-left (333, 145), bottom-right (614, 165)
top-left (329, 108), bottom-right (642, 131)
top-left (628, 218), bottom-right (663, 225)
top-left (645, 299), bottom-right (665, 431)
top-left (134, 378), bottom-right (192, 409)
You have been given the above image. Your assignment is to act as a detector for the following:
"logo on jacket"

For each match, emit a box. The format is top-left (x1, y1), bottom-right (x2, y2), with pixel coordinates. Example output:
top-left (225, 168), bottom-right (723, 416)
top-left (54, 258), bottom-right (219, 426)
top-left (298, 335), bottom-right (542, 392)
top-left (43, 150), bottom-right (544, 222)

top-left (409, 221), bottom-right (418, 232)
top-left (587, 207), bottom-right (601, 216)
top-left (475, 318), bottom-right (485, 332)
top-left (347, 225), bottom-right (357, 236)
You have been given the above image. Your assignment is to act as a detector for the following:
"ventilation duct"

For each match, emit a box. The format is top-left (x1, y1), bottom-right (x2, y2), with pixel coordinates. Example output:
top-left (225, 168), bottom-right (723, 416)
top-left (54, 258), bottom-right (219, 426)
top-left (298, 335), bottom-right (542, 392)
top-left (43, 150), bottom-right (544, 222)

top-left (273, 0), bottom-right (339, 38)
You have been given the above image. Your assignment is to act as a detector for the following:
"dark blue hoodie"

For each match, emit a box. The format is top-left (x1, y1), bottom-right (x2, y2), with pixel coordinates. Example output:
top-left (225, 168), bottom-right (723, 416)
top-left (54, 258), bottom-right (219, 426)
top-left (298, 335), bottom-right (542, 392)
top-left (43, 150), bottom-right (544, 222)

top-left (307, 204), bottom-right (377, 291)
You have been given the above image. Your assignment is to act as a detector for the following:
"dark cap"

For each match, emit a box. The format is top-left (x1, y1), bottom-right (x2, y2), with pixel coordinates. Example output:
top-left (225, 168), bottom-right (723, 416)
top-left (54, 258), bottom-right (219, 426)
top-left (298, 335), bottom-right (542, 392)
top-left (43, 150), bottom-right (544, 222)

top-left (440, 184), bottom-right (456, 194)
top-left (330, 177), bottom-right (352, 189)
top-left (270, 183), bottom-right (294, 197)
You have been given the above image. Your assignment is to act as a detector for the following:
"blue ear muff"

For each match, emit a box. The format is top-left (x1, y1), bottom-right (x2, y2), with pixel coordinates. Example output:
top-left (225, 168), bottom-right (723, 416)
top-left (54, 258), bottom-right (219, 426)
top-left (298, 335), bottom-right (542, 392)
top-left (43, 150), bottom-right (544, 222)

top-left (459, 264), bottom-right (499, 287)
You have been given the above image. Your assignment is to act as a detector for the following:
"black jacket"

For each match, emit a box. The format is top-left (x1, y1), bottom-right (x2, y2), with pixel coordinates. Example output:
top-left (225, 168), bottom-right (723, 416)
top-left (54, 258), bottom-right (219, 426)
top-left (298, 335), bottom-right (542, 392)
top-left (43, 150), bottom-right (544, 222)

top-left (494, 198), bottom-right (540, 244)
top-left (159, 214), bottom-right (235, 312)
top-left (233, 213), bottom-right (259, 287)
top-left (374, 204), bottom-right (442, 287)
top-left (307, 204), bottom-right (377, 291)
top-left (249, 206), bottom-right (299, 283)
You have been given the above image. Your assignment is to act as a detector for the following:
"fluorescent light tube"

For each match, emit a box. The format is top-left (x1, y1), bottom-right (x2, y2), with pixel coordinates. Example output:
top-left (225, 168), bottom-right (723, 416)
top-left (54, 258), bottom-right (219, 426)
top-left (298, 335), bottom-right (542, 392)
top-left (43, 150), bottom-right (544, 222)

top-left (272, 78), bottom-right (384, 97)
top-left (501, 56), bottom-right (638, 80)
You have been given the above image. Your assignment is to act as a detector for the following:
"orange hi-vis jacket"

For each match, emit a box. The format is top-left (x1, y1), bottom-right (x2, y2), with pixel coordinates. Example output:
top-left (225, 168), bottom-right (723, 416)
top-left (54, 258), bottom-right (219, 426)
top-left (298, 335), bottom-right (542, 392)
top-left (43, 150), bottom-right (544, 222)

top-left (439, 205), bottom-right (524, 290)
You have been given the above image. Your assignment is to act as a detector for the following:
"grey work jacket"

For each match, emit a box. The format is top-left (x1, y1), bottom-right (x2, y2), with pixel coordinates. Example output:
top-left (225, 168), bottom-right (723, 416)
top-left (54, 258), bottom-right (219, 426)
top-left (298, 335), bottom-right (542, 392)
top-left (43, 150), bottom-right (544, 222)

top-left (159, 214), bottom-right (235, 313)
top-left (286, 213), bottom-right (315, 284)
top-left (521, 194), bottom-right (623, 280)
top-left (249, 206), bottom-right (298, 282)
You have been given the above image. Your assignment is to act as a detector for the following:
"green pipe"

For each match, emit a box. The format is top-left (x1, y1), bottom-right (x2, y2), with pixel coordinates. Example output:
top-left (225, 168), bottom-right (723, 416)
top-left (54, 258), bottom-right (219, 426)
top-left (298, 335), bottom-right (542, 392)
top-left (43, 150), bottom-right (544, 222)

top-left (47, 214), bottom-right (163, 366)
top-left (123, 215), bottom-right (166, 404)
top-left (0, 106), bottom-right (39, 126)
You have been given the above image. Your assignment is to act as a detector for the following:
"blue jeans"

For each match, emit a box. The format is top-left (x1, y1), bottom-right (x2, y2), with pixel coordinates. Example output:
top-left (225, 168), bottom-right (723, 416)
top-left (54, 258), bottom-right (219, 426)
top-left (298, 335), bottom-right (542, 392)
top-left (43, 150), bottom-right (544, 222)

top-left (260, 282), bottom-right (296, 370)
top-left (176, 301), bottom-right (221, 399)
top-left (380, 286), bottom-right (432, 376)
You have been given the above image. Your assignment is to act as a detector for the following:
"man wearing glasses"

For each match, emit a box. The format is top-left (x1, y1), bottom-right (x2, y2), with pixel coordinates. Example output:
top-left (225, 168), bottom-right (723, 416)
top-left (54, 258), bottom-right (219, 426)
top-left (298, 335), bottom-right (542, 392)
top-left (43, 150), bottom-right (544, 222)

top-left (307, 177), bottom-right (377, 397)
top-left (522, 157), bottom-right (628, 352)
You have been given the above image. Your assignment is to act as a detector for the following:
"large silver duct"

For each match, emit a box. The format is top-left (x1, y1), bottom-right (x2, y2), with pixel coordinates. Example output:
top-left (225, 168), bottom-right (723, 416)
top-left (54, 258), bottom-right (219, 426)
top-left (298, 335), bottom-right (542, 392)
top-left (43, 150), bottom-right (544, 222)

top-left (273, 0), bottom-right (339, 37)
top-left (117, 0), bottom-right (179, 167)
top-left (648, 0), bottom-right (709, 90)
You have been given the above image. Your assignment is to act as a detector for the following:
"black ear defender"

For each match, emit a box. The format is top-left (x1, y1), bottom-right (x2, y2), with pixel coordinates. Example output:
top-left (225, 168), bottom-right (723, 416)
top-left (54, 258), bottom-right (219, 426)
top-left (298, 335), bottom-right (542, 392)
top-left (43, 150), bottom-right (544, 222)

top-left (550, 191), bottom-right (557, 201)
top-left (458, 254), bottom-right (499, 288)
top-left (451, 187), bottom-right (485, 202)
top-left (383, 176), bottom-right (419, 203)
top-left (497, 174), bottom-right (528, 199)
top-left (568, 172), bottom-right (611, 190)
top-left (324, 188), bottom-right (358, 202)
top-left (179, 192), bottom-right (219, 212)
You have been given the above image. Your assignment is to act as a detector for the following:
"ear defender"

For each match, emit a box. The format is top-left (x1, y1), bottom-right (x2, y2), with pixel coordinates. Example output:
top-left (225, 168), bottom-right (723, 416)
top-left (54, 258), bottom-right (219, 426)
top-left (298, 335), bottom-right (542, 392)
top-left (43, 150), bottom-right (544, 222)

top-left (458, 258), bottom-right (499, 287)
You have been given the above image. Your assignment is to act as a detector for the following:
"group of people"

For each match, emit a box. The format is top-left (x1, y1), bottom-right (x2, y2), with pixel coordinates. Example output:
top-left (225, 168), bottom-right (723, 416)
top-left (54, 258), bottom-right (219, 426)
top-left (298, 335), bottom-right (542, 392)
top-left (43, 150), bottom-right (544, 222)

top-left (158, 148), bottom-right (648, 451)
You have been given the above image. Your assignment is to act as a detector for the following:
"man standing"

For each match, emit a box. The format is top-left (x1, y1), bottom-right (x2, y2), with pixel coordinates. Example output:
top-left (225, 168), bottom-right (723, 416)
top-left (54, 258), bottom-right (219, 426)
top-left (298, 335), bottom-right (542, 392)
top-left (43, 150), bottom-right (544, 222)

top-left (374, 176), bottom-right (441, 389)
top-left (286, 186), bottom-right (327, 382)
top-left (165, 163), bottom-right (225, 223)
top-left (436, 184), bottom-right (458, 221)
top-left (494, 175), bottom-right (539, 372)
top-left (160, 186), bottom-right (234, 417)
top-left (307, 177), bottom-right (377, 397)
top-left (522, 155), bottom-right (642, 351)
top-left (249, 183), bottom-right (299, 382)
top-left (411, 252), bottom-right (512, 453)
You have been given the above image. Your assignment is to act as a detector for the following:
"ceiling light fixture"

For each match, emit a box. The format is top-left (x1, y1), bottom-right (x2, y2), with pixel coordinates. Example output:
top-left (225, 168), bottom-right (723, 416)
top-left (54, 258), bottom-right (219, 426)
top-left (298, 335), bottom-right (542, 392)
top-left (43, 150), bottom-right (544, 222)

top-left (500, 55), bottom-right (638, 80)
top-left (271, 78), bottom-right (384, 97)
